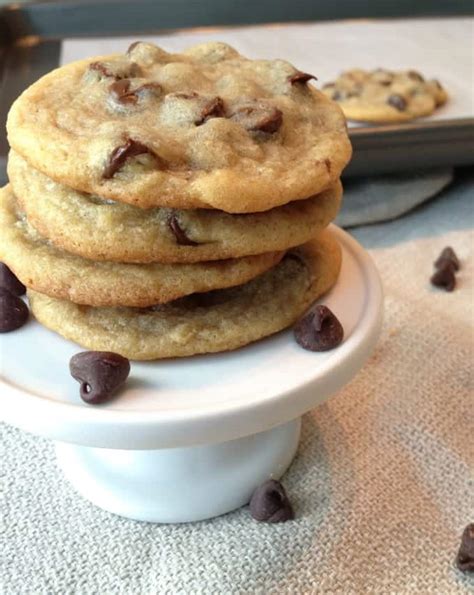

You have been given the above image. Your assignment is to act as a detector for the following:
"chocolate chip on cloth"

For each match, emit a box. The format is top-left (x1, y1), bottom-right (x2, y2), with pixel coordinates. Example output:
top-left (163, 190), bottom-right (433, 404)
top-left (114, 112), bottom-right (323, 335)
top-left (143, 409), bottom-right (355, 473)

top-left (434, 246), bottom-right (460, 271)
top-left (0, 287), bottom-right (29, 332)
top-left (0, 262), bottom-right (26, 296)
top-left (249, 479), bottom-right (294, 523)
top-left (294, 304), bottom-right (344, 351)
top-left (69, 351), bottom-right (131, 404)
top-left (430, 262), bottom-right (456, 292)
top-left (456, 523), bottom-right (474, 572)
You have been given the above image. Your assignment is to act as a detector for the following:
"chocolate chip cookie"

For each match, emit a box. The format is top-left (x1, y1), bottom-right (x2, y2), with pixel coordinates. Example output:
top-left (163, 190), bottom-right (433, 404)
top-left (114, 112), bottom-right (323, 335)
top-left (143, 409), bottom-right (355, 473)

top-left (7, 41), bottom-right (351, 213)
top-left (0, 185), bottom-right (283, 307)
top-left (28, 229), bottom-right (342, 359)
top-left (9, 150), bottom-right (342, 263)
top-left (322, 68), bottom-right (447, 123)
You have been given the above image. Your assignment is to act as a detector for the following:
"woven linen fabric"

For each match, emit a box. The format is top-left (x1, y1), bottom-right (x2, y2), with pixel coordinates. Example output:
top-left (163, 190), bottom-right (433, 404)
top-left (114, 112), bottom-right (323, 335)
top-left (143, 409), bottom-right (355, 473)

top-left (1, 172), bottom-right (473, 594)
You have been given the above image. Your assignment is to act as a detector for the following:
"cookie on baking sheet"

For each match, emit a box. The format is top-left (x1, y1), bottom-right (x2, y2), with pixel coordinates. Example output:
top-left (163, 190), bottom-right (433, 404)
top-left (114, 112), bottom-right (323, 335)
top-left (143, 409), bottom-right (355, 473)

top-left (7, 41), bottom-right (351, 213)
top-left (28, 229), bottom-right (342, 360)
top-left (0, 185), bottom-right (283, 307)
top-left (8, 151), bottom-right (342, 264)
top-left (322, 68), bottom-right (448, 123)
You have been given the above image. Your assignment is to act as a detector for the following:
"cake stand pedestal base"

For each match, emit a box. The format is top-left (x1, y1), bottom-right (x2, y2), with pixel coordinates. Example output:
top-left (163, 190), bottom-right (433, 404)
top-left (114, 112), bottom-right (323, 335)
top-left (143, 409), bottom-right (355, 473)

top-left (55, 417), bottom-right (301, 523)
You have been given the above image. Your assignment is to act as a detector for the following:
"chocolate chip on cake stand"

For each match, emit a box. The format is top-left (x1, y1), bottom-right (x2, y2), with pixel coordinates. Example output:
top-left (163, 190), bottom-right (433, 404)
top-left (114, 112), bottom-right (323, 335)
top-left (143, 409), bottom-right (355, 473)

top-left (1, 226), bottom-right (382, 523)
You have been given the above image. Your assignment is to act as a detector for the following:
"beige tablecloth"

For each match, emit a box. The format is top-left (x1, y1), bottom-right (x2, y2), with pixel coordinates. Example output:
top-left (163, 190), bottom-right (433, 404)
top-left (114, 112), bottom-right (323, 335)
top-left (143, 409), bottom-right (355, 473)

top-left (1, 173), bottom-right (473, 594)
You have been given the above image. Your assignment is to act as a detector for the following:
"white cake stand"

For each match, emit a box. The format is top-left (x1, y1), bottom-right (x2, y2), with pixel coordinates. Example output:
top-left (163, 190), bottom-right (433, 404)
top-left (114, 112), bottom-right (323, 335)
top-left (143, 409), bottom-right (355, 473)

top-left (0, 226), bottom-right (383, 523)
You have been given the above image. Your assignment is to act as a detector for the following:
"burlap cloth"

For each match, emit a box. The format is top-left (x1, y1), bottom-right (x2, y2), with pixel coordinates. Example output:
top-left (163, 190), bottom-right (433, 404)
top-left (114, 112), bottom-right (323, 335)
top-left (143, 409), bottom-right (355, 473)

top-left (1, 172), bottom-right (473, 594)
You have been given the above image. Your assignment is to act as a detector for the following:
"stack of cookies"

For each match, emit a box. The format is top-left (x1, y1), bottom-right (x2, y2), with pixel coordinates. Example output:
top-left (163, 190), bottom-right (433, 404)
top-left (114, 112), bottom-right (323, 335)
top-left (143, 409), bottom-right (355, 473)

top-left (1, 41), bottom-right (351, 359)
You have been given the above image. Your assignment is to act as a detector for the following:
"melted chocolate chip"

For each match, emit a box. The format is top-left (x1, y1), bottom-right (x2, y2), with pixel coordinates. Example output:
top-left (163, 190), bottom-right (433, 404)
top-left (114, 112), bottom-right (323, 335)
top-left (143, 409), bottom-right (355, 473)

top-left (379, 80), bottom-right (392, 87)
top-left (109, 79), bottom-right (137, 104)
top-left (434, 246), bottom-right (460, 271)
top-left (387, 94), bottom-right (407, 111)
top-left (89, 61), bottom-right (116, 78)
top-left (250, 479), bottom-right (294, 523)
top-left (183, 290), bottom-right (231, 308)
top-left (230, 103), bottom-right (283, 134)
top-left (174, 92), bottom-right (199, 100)
top-left (0, 263), bottom-right (26, 296)
top-left (195, 96), bottom-right (225, 125)
top-left (456, 524), bottom-right (474, 573)
top-left (103, 138), bottom-right (160, 179)
top-left (89, 61), bottom-right (141, 81)
top-left (294, 304), bottom-right (344, 351)
top-left (69, 351), bottom-right (130, 405)
top-left (324, 158), bottom-right (331, 173)
top-left (289, 71), bottom-right (317, 85)
top-left (109, 80), bottom-right (162, 106)
top-left (168, 214), bottom-right (199, 246)
top-left (430, 262), bottom-right (456, 291)
top-left (126, 41), bottom-right (142, 54)
top-left (0, 287), bottom-right (29, 333)
top-left (407, 70), bottom-right (425, 82)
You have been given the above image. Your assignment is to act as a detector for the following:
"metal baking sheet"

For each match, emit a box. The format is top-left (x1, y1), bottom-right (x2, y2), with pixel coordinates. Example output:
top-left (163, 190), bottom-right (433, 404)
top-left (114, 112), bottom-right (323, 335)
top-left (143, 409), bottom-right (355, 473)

top-left (1, 1), bottom-right (473, 185)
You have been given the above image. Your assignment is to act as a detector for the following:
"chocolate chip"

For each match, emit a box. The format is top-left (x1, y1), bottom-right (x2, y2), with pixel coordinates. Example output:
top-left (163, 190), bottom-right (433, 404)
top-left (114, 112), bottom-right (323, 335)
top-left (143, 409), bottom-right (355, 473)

top-left (69, 351), bottom-right (130, 405)
top-left (126, 41), bottom-right (142, 54)
top-left (407, 70), bottom-right (425, 82)
top-left (168, 214), bottom-right (199, 246)
top-left (294, 304), bottom-right (344, 351)
top-left (89, 61), bottom-right (141, 81)
top-left (109, 80), bottom-right (162, 106)
top-left (435, 246), bottom-right (460, 271)
top-left (230, 103), bottom-right (283, 134)
top-left (0, 287), bottom-right (29, 333)
top-left (249, 479), bottom-right (294, 523)
top-left (430, 262), bottom-right (456, 291)
top-left (324, 158), bottom-right (331, 173)
top-left (0, 263), bottom-right (25, 296)
top-left (103, 138), bottom-right (162, 179)
top-left (195, 96), bottom-right (225, 125)
top-left (289, 71), bottom-right (317, 85)
top-left (456, 523), bottom-right (474, 572)
top-left (109, 79), bottom-right (137, 104)
top-left (332, 90), bottom-right (343, 101)
top-left (379, 80), bottom-right (392, 86)
top-left (174, 91), bottom-right (199, 100)
top-left (387, 94), bottom-right (407, 111)
top-left (89, 61), bottom-right (116, 78)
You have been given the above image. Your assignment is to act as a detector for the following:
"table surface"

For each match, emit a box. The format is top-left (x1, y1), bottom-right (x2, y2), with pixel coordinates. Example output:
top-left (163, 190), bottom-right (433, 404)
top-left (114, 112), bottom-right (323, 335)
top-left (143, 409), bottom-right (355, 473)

top-left (1, 170), bottom-right (473, 594)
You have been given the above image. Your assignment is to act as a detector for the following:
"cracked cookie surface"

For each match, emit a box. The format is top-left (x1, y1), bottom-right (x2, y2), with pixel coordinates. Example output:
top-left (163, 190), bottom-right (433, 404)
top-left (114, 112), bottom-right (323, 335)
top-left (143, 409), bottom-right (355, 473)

top-left (7, 41), bottom-right (351, 212)
top-left (28, 229), bottom-right (342, 359)
top-left (9, 150), bottom-right (341, 263)
top-left (322, 68), bottom-right (447, 123)
top-left (0, 185), bottom-right (282, 307)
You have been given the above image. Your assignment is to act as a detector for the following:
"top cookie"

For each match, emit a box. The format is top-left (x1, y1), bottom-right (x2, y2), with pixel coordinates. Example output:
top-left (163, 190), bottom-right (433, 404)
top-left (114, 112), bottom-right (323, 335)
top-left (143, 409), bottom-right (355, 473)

top-left (322, 68), bottom-right (447, 123)
top-left (7, 41), bottom-right (351, 213)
